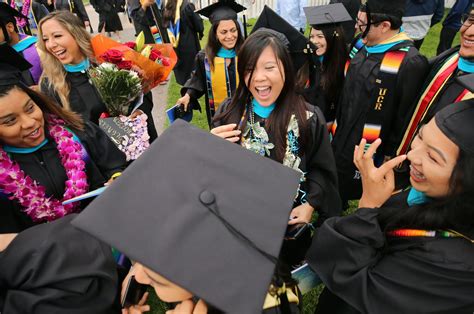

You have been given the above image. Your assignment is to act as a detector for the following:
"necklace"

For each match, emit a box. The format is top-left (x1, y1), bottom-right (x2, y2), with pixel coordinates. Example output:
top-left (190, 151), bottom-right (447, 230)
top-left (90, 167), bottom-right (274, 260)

top-left (0, 115), bottom-right (89, 222)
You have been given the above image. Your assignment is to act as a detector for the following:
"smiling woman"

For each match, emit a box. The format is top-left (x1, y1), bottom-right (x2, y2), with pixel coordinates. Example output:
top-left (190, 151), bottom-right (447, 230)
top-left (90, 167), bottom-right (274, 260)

top-left (0, 68), bottom-right (126, 233)
top-left (211, 28), bottom-right (341, 311)
top-left (176, 0), bottom-right (245, 128)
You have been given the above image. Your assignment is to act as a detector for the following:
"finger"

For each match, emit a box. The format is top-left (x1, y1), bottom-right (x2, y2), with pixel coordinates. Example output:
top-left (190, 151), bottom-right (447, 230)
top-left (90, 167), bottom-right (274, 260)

top-left (356, 138), bottom-right (367, 161)
top-left (384, 168), bottom-right (395, 191)
top-left (364, 138), bottom-right (382, 160)
top-left (210, 124), bottom-right (237, 135)
top-left (353, 145), bottom-right (361, 169)
top-left (138, 292), bottom-right (149, 306)
top-left (226, 136), bottom-right (241, 143)
top-left (379, 154), bottom-right (407, 174)
top-left (288, 217), bottom-right (302, 225)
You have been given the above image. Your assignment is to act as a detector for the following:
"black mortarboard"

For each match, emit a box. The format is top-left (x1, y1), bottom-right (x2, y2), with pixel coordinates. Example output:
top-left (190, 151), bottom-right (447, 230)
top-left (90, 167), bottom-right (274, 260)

top-left (195, 0), bottom-right (246, 25)
top-left (304, 3), bottom-right (353, 28)
top-left (366, 0), bottom-right (405, 19)
top-left (72, 120), bottom-right (301, 313)
top-left (0, 43), bottom-right (32, 85)
top-left (435, 100), bottom-right (474, 156)
top-left (0, 2), bottom-right (27, 25)
top-left (251, 5), bottom-right (316, 72)
top-left (456, 74), bottom-right (474, 93)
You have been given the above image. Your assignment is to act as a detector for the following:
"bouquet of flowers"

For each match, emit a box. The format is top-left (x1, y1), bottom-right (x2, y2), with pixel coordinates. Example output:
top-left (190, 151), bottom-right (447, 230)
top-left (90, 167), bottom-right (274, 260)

top-left (91, 33), bottom-right (177, 93)
top-left (88, 61), bottom-right (142, 116)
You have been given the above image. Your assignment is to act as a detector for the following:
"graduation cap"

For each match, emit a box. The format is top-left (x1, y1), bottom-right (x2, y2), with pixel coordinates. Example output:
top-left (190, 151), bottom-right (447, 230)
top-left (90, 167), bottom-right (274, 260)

top-left (365, 0), bottom-right (405, 20)
top-left (0, 43), bottom-right (32, 85)
top-left (72, 120), bottom-right (301, 313)
top-left (456, 74), bottom-right (474, 93)
top-left (196, 0), bottom-right (246, 25)
top-left (435, 100), bottom-right (474, 156)
top-left (251, 5), bottom-right (316, 72)
top-left (0, 2), bottom-right (27, 25)
top-left (304, 3), bottom-right (353, 29)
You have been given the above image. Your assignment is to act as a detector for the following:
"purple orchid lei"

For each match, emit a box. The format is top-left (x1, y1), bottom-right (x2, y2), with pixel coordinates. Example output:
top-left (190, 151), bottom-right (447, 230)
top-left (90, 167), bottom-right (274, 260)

top-left (118, 113), bottom-right (150, 161)
top-left (10, 0), bottom-right (30, 29)
top-left (0, 115), bottom-right (89, 222)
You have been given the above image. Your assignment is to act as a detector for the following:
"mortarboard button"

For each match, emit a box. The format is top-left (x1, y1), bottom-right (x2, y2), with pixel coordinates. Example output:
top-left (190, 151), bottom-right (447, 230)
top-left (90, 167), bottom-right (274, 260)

top-left (199, 190), bottom-right (216, 205)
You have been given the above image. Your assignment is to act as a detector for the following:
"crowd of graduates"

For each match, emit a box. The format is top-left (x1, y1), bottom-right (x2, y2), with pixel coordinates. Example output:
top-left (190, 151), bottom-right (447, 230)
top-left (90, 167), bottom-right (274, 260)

top-left (0, 0), bottom-right (473, 313)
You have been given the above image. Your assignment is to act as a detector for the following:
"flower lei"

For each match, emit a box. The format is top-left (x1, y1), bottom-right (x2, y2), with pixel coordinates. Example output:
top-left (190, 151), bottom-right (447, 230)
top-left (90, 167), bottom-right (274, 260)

top-left (241, 107), bottom-right (314, 202)
top-left (0, 115), bottom-right (89, 222)
top-left (10, 0), bottom-right (30, 29)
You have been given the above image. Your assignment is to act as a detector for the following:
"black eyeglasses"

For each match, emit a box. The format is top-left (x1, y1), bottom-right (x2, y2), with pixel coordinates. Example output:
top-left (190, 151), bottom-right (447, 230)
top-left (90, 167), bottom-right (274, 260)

top-left (355, 17), bottom-right (368, 31)
top-left (461, 13), bottom-right (474, 27)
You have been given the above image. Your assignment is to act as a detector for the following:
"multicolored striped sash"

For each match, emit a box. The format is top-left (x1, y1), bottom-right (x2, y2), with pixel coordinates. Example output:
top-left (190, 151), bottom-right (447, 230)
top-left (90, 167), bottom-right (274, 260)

top-left (396, 53), bottom-right (472, 155)
top-left (204, 55), bottom-right (238, 118)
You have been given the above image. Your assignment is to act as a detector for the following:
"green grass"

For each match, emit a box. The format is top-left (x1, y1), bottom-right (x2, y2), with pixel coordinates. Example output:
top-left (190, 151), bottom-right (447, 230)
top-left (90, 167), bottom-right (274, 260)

top-left (147, 16), bottom-right (457, 314)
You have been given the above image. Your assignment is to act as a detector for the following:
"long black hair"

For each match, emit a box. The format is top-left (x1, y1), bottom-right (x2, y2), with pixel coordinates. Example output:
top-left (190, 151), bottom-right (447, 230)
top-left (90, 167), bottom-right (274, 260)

top-left (163, 0), bottom-right (179, 28)
top-left (317, 25), bottom-right (348, 106)
top-left (213, 30), bottom-right (309, 163)
top-left (378, 149), bottom-right (474, 235)
top-left (205, 19), bottom-right (244, 69)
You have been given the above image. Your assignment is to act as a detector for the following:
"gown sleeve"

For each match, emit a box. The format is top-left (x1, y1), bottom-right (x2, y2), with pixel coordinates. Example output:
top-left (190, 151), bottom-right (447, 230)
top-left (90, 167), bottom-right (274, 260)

top-left (306, 207), bottom-right (474, 313)
top-left (79, 122), bottom-right (127, 179)
top-left (184, 2), bottom-right (204, 37)
top-left (0, 215), bottom-right (118, 314)
top-left (181, 51), bottom-right (206, 112)
top-left (305, 106), bottom-right (341, 225)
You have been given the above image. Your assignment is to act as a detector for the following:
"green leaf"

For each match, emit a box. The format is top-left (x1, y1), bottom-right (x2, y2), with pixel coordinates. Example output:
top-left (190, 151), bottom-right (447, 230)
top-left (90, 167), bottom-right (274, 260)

top-left (136, 32), bottom-right (145, 52)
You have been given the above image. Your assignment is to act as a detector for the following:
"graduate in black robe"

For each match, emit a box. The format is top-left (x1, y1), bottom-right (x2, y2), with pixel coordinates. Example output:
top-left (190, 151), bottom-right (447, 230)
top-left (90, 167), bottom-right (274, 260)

top-left (38, 11), bottom-right (158, 140)
top-left (162, 0), bottom-right (203, 85)
top-left (177, 0), bottom-right (245, 128)
top-left (212, 28), bottom-right (341, 279)
top-left (0, 71), bottom-right (127, 234)
top-left (307, 101), bottom-right (474, 313)
top-left (0, 215), bottom-right (119, 314)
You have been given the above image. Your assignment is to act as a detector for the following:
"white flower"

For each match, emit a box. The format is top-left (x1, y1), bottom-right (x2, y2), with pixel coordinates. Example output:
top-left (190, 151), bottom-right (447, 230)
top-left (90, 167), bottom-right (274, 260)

top-left (99, 62), bottom-right (117, 71)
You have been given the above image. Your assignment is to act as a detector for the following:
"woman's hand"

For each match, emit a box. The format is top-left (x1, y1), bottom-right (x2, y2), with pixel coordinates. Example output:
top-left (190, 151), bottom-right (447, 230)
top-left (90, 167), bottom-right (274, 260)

top-left (129, 110), bottom-right (144, 120)
top-left (288, 203), bottom-right (314, 225)
top-left (176, 94), bottom-right (191, 111)
top-left (165, 299), bottom-right (208, 314)
top-left (210, 124), bottom-right (241, 143)
top-left (121, 292), bottom-right (150, 314)
top-left (354, 138), bottom-right (407, 208)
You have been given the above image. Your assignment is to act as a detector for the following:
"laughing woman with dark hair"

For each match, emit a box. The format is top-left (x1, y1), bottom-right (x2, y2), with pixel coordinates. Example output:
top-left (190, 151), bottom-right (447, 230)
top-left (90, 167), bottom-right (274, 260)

top-left (300, 4), bottom-right (349, 126)
top-left (211, 27), bottom-right (341, 272)
top-left (307, 100), bottom-right (474, 313)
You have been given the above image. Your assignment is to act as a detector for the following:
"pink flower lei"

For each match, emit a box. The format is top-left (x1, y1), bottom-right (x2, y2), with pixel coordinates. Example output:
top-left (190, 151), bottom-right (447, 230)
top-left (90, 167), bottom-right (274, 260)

top-left (0, 115), bottom-right (89, 222)
top-left (10, 0), bottom-right (31, 29)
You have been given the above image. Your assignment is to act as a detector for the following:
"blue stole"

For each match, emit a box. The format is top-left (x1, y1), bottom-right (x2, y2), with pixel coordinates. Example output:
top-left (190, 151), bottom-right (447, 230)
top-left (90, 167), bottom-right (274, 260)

top-left (458, 57), bottom-right (474, 73)
top-left (4, 138), bottom-right (48, 154)
top-left (63, 58), bottom-right (91, 73)
top-left (407, 187), bottom-right (431, 206)
top-left (13, 35), bottom-right (37, 53)
top-left (252, 99), bottom-right (275, 119)
top-left (217, 48), bottom-right (236, 58)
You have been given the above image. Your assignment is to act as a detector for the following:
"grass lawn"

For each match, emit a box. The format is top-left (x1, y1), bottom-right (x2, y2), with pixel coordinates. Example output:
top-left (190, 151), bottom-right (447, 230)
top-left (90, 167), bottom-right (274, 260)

top-left (147, 15), bottom-right (460, 314)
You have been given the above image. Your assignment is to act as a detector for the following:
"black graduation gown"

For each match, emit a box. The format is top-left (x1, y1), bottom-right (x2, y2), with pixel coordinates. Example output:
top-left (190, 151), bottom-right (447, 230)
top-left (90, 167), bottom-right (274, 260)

top-left (419, 46), bottom-right (473, 123)
top-left (0, 122), bottom-right (127, 233)
top-left (91, 0), bottom-right (123, 32)
top-left (128, 0), bottom-right (156, 44)
top-left (306, 194), bottom-right (474, 314)
top-left (41, 71), bottom-right (158, 141)
top-left (302, 59), bottom-right (337, 123)
top-left (172, 1), bottom-right (204, 85)
top-left (182, 50), bottom-right (238, 128)
top-left (0, 215), bottom-right (119, 314)
top-left (214, 100), bottom-right (341, 226)
top-left (332, 41), bottom-right (429, 201)
top-left (53, 0), bottom-right (90, 25)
